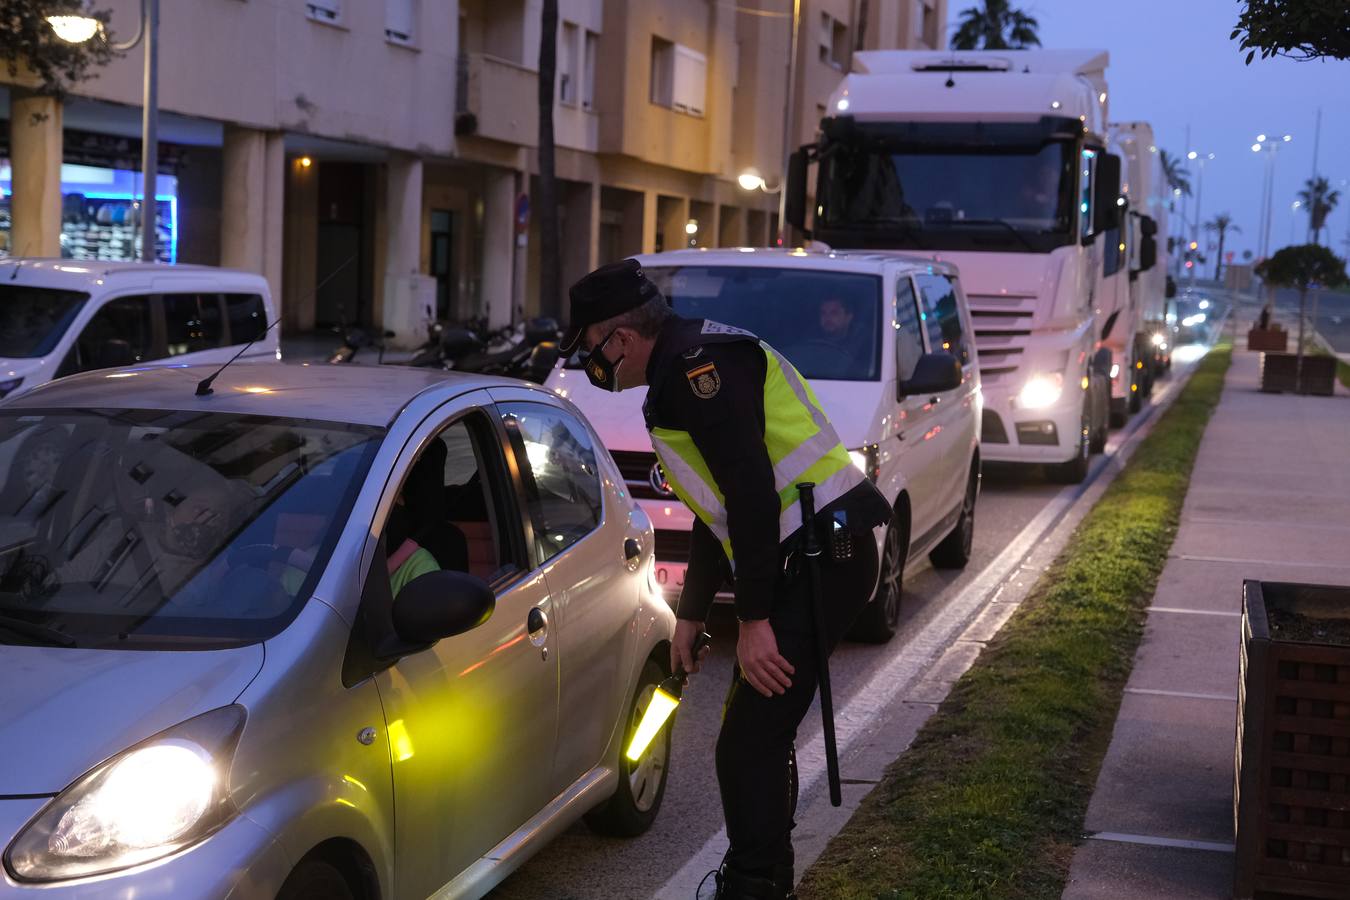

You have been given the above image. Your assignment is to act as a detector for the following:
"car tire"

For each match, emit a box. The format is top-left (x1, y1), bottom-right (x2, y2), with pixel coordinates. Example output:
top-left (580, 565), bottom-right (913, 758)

top-left (848, 516), bottom-right (907, 644)
top-left (276, 858), bottom-right (356, 900)
top-left (1047, 409), bottom-right (1091, 484)
top-left (585, 659), bottom-right (671, 837)
top-left (930, 468), bottom-right (977, 570)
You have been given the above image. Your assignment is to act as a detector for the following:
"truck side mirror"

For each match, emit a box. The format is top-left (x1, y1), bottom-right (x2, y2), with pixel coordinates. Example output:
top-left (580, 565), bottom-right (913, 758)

top-left (1093, 153), bottom-right (1123, 234)
top-left (784, 148), bottom-right (809, 233)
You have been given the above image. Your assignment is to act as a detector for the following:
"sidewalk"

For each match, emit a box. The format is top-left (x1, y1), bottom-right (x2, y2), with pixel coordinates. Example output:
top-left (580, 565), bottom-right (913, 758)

top-left (1063, 326), bottom-right (1350, 898)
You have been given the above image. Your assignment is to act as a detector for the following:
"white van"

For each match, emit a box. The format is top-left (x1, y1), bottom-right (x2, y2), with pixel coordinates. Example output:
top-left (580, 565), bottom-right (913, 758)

top-left (546, 248), bottom-right (982, 641)
top-left (0, 259), bottom-right (279, 399)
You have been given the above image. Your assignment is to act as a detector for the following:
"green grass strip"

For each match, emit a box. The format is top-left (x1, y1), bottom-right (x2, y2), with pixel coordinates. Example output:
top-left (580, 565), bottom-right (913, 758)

top-left (799, 344), bottom-right (1234, 900)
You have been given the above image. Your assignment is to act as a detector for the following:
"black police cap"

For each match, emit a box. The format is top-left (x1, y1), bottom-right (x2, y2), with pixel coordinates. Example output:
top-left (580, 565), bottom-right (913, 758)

top-left (560, 259), bottom-right (661, 354)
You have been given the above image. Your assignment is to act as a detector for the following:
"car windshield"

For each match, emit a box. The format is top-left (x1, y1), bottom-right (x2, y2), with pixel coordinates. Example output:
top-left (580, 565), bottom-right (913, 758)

top-left (0, 409), bottom-right (382, 650)
top-left (0, 286), bottom-right (89, 358)
top-left (816, 141), bottom-right (1076, 252)
top-left (643, 266), bottom-right (883, 381)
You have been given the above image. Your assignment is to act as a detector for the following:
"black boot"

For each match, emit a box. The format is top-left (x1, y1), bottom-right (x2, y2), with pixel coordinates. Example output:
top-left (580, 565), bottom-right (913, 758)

top-left (706, 865), bottom-right (795, 900)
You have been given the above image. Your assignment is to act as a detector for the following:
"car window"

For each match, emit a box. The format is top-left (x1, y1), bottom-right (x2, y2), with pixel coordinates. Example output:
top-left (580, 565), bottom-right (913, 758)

top-left (381, 414), bottom-right (520, 586)
top-left (894, 275), bottom-right (924, 382)
top-left (498, 402), bottom-right (603, 563)
top-left (0, 286), bottom-right (88, 359)
top-left (225, 294), bottom-right (268, 345)
top-left (0, 410), bottom-right (383, 650)
top-left (164, 293), bottom-right (224, 355)
top-left (66, 295), bottom-right (153, 374)
top-left (915, 273), bottom-right (970, 367)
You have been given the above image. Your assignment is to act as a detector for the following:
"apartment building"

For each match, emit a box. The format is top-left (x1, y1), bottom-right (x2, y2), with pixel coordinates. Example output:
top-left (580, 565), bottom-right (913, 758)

top-left (1, 0), bottom-right (944, 344)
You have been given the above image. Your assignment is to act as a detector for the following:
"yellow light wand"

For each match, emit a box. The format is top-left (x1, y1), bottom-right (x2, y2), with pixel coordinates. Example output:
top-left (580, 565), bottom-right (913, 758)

top-left (626, 631), bottom-right (711, 762)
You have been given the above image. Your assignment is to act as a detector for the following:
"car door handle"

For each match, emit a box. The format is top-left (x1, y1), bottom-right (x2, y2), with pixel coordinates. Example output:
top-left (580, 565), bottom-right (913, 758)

top-left (624, 538), bottom-right (642, 571)
top-left (527, 607), bottom-right (548, 656)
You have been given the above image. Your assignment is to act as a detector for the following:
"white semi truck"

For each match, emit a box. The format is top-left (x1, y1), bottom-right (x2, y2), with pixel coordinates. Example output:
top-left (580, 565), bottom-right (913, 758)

top-left (784, 49), bottom-right (1163, 482)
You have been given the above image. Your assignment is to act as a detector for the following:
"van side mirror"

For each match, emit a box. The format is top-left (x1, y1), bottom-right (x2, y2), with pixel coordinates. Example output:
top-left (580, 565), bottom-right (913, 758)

top-left (393, 571), bottom-right (495, 645)
top-left (1139, 215), bottom-right (1158, 271)
top-left (784, 148), bottom-right (809, 232)
top-left (1093, 153), bottom-right (1123, 234)
top-left (900, 352), bottom-right (962, 398)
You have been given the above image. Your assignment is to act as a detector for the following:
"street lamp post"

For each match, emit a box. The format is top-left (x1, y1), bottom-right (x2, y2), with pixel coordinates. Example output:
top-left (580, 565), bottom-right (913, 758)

top-left (48, 0), bottom-right (160, 263)
top-left (1251, 133), bottom-right (1291, 261)
top-left (1187, 150), bottom-right (1214, 283)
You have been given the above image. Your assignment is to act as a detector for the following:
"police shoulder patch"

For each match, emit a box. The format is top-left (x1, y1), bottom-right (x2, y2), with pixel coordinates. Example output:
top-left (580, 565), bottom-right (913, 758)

top-left (686, 361), bottom-right (721, 399)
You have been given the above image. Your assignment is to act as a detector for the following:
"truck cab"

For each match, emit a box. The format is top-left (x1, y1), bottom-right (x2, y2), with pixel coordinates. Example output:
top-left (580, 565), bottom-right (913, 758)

top-left (785, 50), bottom-right (1128, 483)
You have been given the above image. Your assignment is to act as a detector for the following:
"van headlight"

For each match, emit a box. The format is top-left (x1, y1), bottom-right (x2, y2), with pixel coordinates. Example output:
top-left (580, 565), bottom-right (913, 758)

top-left (1017, 373), bottom-right (1064, 410)
top-left (6, 706), bottom-right (245, 882)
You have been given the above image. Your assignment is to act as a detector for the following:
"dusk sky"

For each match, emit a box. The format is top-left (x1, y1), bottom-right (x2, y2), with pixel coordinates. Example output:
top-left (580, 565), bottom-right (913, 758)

top-left (947, 0), bottom-right (1350, 263)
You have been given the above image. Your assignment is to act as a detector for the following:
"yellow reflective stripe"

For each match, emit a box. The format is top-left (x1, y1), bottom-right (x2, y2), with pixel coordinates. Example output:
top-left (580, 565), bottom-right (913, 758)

top-left (763, 345), bottom-right (833, 435)
top-left (775, 430), bottom-right (846, 488)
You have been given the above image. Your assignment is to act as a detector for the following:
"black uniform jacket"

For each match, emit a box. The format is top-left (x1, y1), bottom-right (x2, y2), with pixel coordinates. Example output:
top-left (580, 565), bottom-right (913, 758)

top-left (641, 315), bottom-right (890, 622)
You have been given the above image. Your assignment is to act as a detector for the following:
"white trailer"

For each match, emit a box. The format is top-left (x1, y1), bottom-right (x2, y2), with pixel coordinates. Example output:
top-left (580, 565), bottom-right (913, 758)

top-left (785, 49), bottom-right (1155, 483)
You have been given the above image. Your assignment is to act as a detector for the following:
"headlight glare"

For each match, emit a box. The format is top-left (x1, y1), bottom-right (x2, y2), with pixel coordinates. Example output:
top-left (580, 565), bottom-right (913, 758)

top-left (6, 706), bottom-right (244, 882)
top-left (848, 445), bottom-right (879, 483)
top-left (1017, 374), bottom-right (1064, 409)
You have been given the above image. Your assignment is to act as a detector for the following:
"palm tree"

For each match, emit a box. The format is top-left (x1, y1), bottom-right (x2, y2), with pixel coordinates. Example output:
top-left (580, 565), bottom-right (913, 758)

top-left (950, 0), bottom-right (1041, 50)
top-left (1158, 150), bottom-right (1191, 198)
top-left (1297, 176), bottom-right (1343, 246)
top-left (1205, 213), bottom-right (1240, 281)
top-left (537, 0), bottom-right (562, 320)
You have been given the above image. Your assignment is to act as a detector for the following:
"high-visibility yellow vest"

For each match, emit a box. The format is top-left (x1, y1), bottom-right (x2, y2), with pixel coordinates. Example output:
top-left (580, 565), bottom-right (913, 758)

top-left (649, 339), bottom-right (860, 564)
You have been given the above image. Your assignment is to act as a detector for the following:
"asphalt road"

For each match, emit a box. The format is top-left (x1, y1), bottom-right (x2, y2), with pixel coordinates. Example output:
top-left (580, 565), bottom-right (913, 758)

top-left (1268, 285), bottom-right (1350, 353)
top-left (491, 312), bottom-right (1228, 900)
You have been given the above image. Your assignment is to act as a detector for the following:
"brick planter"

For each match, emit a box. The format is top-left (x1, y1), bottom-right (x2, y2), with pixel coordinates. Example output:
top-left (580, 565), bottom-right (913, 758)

top-left (1235, 580), bottom-right (1350, 899)
top-left (1260, 353), bottom-right (1337, 396)
top-left (1249, 327), bottom-right (1289, 352)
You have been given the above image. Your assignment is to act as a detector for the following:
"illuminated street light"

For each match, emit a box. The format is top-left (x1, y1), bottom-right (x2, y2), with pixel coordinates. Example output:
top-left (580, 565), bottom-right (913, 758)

top-left (684, 219), bottom-right (699, 236)
top-left (737, 169), bottom-right (767, 192)
top-left (45, 14), bottom-right (100, 42)
top-left (1187, 151), bottom-right (1198, 160)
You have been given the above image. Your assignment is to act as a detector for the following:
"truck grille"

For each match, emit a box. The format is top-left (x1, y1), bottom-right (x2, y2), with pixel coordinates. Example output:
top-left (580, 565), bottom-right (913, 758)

top-left (967, 293), bottom-right (1038, 386)
top-left (982, 409), bottom-right (1009, 444)
top-left (609, 449), bottom-right (675, 501)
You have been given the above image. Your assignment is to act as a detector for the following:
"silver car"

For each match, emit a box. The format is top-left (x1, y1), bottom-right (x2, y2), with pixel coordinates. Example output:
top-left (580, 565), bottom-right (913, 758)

top-left (0, 362), bottom-right (676, 899)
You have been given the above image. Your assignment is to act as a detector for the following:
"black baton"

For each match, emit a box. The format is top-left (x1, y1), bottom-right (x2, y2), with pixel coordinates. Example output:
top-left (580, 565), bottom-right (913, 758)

top-left (797, 482), bottom-right (842, 807)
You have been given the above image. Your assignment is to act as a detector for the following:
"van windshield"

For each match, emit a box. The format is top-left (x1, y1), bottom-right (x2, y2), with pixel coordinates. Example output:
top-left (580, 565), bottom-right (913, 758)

top-left (0, 286), bottom-right (88, 358)
top-left (0, 410), bottom-right (382, 650)
top-left (644, 266), bottom-right (883, 381)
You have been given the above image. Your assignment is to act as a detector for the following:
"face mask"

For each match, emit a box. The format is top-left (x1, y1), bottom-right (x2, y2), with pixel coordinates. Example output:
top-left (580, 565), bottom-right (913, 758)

top-left (583, 330), bottom-right (625, 392)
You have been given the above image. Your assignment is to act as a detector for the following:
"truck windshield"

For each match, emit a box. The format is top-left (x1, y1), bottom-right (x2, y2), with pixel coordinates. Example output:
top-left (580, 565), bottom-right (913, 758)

top-left (645, 266), bottom-right (883, 381)
top-left (817, 141), bottom-right (1076, 252)
top-left (0, 286), bottom-right (89, 358)
top-left (0, 410), bottom-right (382, 650)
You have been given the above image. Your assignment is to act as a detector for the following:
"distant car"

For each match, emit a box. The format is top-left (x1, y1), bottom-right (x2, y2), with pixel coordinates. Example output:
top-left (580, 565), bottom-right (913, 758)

top-left (546, 248), bottom-right (983, 643)
top-left (0, 259), bottom-right (279, 400)
top-left (0, 363), bottom-right (674, 899)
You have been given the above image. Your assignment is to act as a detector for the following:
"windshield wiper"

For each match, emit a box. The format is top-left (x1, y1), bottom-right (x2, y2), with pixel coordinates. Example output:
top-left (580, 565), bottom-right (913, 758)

top-left (0, 613), bottom-right (77, 647)
top-left (925, 217), bottom-right (1038, 252)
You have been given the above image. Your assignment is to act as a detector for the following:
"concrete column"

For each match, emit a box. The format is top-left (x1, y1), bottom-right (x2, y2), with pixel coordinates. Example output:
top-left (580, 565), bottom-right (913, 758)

top-left (8, 90), bottom-right (63, 258)
top-left (658, 195), bottom-right (691, 253)
top-left (641, 190), bottom-right (659, 255)
top-left (381, 152), bottom-right (431, 349)
top-left (482, 168), bottom-right (517, 328)
top-left (262, 134), bottom-right (285, 309)
top-left (282, 157), bottom-right (319, 334)
top-left (561, 180), bottom-right (599, 299)
top-left (221, 126), bottom-right (267, 274)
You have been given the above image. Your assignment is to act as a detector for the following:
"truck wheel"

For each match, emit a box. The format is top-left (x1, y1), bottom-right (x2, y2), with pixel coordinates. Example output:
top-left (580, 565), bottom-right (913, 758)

top-left (1089, 417), bottom-right (1108, 454)
top-left (585, 660), bottom-right (670, 837)
top-left (848, 517), bottom-right (907, 643)
top-left (930, 468), bottom-right (977, 569)
top-left (1048, 410), bottom-right (1090, 484)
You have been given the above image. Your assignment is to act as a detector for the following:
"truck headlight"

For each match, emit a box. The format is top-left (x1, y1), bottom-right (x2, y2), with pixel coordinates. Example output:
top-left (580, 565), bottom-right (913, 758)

top-left (6, 706), bottom-right (245, 882)
top-left (1151, 332), bottom-right (1166, 347)
top-left (848, 445), bottom-right (879, 483)
top-left (1017, 374), bottom-right (1064, 410)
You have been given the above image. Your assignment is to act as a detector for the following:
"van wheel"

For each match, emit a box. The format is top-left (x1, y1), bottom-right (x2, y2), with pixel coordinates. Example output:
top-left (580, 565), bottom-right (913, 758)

top-left (1047, 410), bottom-right (1091, 484)
top-left (848, 517), bottom-right (906, 643)
top-left (276, 858), bottom-right (356, 900)
top-left (585, 660), bottom-right (670, 837)
top-left (930, 469), bottom-right (977, 569)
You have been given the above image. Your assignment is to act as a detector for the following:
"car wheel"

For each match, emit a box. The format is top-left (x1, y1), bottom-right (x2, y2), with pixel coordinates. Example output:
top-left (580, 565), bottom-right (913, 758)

top-left (584, 659), bottom-right (671, 837)
top-left (930, 468), bottom-right (977, 570)
top-left (1048, 408), bottom-right (1091, 484)
top-left (848, 516), bottom-right (906, 644)
top-left (276, 858), bottom-right (356, 900)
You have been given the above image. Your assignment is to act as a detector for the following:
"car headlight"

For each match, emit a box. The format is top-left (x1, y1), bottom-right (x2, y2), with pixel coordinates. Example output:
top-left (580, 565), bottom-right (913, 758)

top-left (6, 706), bottom-right (245, 882)
top-left (1017, 374), bottom-right (1064, 410)
top-left (848, 445), bottom-right (879, 483)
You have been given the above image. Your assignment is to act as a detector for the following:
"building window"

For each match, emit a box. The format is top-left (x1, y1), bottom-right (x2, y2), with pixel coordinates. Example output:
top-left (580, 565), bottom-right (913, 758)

top-left (559, 21), bottom-right (578, 106)
top-left (386, 0), bottom-right (415, 45)
top-left (819, 13), bottom-right (846, 68)
top-left (673, 45), bottom-right (706, 116)
top-left (306, 0), bottom-right (340, 25)
top-left (651, 36), bottom-right (674, 107)
top-left (583, 30), bottom-right (598, 110)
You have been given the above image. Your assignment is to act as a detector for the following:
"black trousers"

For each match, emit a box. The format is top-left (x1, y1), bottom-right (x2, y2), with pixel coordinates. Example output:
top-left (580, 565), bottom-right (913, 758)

top-left (715, 528), bottom-right (880, 878)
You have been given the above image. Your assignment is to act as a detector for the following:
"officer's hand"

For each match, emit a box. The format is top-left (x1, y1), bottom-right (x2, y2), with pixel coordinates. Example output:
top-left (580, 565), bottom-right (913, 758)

top-left (672, 618), bottom-right (710, 675)
top-left (737, 619), bottom-right (794, 697)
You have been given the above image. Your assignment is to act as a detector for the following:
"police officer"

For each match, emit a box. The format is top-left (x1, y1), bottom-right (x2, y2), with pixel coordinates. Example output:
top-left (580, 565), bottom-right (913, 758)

top-left (561, 259), bottom-right (891, 900)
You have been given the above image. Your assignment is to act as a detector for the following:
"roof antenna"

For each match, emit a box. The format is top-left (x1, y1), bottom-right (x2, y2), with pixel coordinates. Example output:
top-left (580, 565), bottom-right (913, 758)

top-left (195, 254), bottom-right (357, 397)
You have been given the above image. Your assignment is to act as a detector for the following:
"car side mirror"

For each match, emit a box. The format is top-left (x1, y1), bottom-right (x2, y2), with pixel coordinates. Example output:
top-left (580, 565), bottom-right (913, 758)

top-left (900, 352), bottom-right (962, 398)
top-left (392, 570), bottom-right (495, 645)
top-left (1093, 153), bottom-right (1123, 234)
